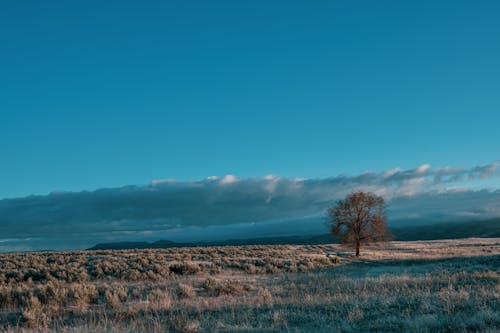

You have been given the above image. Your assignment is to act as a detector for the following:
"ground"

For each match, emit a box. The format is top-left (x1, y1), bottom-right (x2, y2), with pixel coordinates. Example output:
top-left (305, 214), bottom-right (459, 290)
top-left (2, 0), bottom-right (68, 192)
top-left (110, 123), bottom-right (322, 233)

top-left (0, 238), bottom-right (498, 332)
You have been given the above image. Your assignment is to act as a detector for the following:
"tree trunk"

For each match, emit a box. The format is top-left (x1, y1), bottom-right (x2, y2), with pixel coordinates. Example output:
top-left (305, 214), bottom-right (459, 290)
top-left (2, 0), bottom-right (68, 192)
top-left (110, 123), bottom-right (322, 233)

top-left (355, 240), bottom-right (360, 257)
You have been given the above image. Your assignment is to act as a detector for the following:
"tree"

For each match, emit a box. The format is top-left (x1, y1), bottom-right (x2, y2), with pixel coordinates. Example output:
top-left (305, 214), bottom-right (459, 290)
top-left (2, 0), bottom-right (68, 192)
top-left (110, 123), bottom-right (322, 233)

top-left (327, 191), bottom-right (392, 257)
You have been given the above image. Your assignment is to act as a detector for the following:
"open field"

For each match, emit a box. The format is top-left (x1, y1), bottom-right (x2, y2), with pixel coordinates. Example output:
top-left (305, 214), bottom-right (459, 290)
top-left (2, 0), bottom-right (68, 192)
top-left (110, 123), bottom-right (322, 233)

top-left (0, 238), bottom-right (499, 332)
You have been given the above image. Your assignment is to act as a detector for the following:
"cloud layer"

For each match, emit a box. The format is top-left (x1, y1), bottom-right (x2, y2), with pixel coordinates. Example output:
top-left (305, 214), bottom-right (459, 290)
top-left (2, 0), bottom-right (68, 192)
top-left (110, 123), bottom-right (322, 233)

top-left (0, 162), bottom-right (499, 251)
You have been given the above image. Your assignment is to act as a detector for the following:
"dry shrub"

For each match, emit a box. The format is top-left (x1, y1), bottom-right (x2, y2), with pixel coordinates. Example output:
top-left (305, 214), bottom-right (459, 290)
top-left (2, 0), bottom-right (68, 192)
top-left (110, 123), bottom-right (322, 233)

top-left (172, 315), bottom-right (200, 333)
top-left (203, 278), bottom-right (250, 297)
top-left (101, 285), bottom-right (127, 309)
top-left (184, 320), bottom-right (201, 333)
top-left (124, 269), bottom-right (143, 281)
top-left (69, 283), bottom-right (99, 308)
top-left (170, 263), bottom-right (201, 275)
top-left (177, 283), bottom-right (195, 299)
top-left (0, 244), bottom-right (340, 290)
top-left (21, 296), bottom-right (50, 329)
top-left (439, 284), bottom-right (471, 314)
top-left (1, 240), bottom-right (495, 332)
top-left (202, 277), bottom-right (218, 292)
top-left (243, 263), bottom-right (258, 274)
top-left (256, 287), bottom-right (273, 305)
top-left (347, 305), bottom-right (364, 322)
top-left (148, 289), bottom-right (172, 310)
top-left (104, 290), bottom-right (120, 309)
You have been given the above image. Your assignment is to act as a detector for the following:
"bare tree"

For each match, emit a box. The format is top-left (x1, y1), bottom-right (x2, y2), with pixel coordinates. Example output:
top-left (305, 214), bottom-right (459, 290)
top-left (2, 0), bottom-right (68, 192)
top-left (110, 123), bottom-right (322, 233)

top-left (327, 191), bottom-right (392, 257)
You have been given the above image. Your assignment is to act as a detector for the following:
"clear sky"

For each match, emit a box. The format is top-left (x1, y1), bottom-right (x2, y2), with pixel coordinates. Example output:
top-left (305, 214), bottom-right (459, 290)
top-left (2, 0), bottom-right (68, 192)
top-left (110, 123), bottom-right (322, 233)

top-left (1, 1), bottom-right (499, 199)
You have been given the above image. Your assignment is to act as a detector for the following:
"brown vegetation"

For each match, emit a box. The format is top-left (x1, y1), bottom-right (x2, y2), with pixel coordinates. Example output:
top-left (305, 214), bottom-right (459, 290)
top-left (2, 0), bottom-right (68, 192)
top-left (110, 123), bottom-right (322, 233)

top-left (0, 238), bottom-right (498, 332)
top-left (328, 191), bottom-right (392, 256)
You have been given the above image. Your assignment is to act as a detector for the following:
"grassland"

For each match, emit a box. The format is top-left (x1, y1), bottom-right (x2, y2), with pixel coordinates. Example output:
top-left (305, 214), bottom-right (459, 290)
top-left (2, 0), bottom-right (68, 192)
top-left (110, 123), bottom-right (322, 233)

top-left (0, 238), bottom-right (498, 332)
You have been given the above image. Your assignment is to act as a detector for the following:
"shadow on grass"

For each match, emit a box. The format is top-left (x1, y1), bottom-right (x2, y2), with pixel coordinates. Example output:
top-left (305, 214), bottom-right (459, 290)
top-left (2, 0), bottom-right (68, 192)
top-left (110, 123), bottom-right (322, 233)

top-left (337, 254), bottom-right (499, 277)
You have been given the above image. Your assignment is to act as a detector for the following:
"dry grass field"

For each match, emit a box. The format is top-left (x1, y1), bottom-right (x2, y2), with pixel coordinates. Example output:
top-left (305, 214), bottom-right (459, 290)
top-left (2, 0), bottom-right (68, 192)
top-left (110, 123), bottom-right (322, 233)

top-left (0, 238), bottom-right (498, 332)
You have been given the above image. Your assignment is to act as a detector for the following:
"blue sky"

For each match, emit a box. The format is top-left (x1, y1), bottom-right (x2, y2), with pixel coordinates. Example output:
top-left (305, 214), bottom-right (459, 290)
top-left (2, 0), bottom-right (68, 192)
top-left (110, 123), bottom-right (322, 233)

top-left (1, 1), bottom-right (499, 199)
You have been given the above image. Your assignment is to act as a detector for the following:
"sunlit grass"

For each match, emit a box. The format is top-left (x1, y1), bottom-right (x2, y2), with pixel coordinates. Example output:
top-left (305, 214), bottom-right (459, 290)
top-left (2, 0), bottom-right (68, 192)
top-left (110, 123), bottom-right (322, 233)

top-left (0, 238), bottom-right (498, 332)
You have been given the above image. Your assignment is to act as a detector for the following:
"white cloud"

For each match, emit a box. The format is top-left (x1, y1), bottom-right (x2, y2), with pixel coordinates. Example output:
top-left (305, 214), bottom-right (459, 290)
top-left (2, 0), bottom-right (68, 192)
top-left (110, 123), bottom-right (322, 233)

top-left (264, 175), bottom-right (281, 203)
top-left (382, 167), bottom-right (403, 177)
top-left (220, 174), bottom-right (238, 185)
top-left (416, 164), bottom-right (431, 174)
top-left (151, 178), bottom-right (176, 186)
top-left (1, 162), bottom-right (500, 251)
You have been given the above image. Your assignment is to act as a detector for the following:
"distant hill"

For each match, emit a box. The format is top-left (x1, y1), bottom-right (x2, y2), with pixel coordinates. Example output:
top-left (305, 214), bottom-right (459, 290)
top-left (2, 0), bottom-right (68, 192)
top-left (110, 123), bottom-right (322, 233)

top-left (89, 234), bottom-right (335, 250)
top-left (89, 218), bottom-right (500, 250)
top-left (391, 217), bottom-right (500, 241)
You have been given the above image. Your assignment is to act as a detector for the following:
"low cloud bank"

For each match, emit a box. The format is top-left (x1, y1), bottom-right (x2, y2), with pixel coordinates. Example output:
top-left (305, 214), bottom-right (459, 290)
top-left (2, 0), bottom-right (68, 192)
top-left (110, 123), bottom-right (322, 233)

top-left (0, 162), bottom-right (499, 251)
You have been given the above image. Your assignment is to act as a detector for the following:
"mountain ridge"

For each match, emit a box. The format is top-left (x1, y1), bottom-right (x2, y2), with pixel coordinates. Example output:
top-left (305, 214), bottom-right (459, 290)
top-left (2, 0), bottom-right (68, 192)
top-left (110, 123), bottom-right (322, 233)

top-left (89, 218), bottom-right (500, 250)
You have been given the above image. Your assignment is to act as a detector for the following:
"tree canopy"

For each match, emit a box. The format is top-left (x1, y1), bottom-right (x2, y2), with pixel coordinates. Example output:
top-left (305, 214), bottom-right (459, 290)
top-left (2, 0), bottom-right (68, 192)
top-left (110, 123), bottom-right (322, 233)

top-left (327, 191), bottom-right (392, 256)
